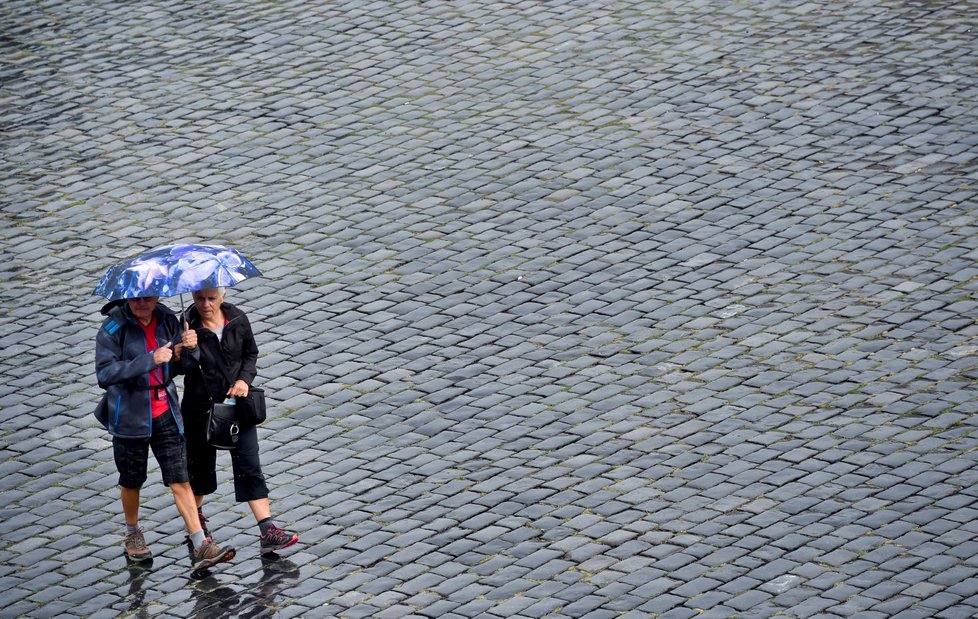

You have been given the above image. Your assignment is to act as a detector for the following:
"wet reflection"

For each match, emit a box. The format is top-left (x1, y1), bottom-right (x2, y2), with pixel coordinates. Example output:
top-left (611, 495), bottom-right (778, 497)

top-left (190, 575), bottom-right (239, 619)
top-left (185, 553), bottom-right (301, 619)
top-left (119, 536), bottom-right (301, 618)
top-left (124, 560), bottom-right (153, 619)
top-left (257, 553), bottom-right (301, 603)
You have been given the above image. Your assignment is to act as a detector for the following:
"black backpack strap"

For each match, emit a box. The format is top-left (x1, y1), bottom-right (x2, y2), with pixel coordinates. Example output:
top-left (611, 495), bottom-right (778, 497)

top-left (143, 379), bottom-right (173, 389)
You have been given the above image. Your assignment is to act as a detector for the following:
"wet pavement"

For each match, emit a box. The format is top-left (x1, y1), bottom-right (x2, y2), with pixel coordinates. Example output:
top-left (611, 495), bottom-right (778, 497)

top-left (1, 0), bottom-right (977, 618)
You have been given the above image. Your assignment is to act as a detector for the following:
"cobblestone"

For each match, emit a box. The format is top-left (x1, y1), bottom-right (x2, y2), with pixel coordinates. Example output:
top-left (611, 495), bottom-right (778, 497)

top-left (1, 0), bottom-right (978, 617)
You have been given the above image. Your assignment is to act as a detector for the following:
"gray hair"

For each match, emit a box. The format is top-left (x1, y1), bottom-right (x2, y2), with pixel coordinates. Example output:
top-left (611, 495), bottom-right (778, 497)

top-left (192, 287), bottom-right (227, 298)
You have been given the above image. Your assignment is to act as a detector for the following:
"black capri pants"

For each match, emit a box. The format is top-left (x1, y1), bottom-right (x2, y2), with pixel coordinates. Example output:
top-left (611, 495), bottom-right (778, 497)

top-left (184, 409), bottom-right (269, 503)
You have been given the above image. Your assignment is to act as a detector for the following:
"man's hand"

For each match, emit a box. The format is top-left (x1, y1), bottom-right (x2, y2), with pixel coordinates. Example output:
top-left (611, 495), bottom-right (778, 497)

top-left (153, 342), bottom-right (173, 365)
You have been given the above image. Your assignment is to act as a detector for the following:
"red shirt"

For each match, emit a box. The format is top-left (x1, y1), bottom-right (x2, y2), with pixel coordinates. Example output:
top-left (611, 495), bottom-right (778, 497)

top-left (139, 316), bottom-right (170, 418)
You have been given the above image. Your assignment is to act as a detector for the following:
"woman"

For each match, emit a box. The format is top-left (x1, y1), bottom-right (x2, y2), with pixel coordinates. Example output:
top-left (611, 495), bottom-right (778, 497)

top-left (182, 287), bottom-right (298, 555)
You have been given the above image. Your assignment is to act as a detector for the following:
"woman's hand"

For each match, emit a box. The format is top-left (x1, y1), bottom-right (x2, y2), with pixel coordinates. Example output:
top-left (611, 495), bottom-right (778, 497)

top-left (227, 380), bottom-right (250, 398)
top-left (181, 328), bottom-right (198, 350)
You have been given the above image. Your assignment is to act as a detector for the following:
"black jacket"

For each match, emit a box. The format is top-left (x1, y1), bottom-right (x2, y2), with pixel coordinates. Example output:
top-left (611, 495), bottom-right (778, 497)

top-left (181, 302), bottom-right (258, 416)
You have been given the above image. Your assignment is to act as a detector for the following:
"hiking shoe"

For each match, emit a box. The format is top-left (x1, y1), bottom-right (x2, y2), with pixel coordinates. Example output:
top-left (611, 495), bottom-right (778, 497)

top-left (124, 528), bottom-right (153, 562)
top-left (197, 511), bottom-right (210, 538)
top-left (260, 524), bottom-right (298, 555)
top-left (191, 538), bottom-right (235, 571)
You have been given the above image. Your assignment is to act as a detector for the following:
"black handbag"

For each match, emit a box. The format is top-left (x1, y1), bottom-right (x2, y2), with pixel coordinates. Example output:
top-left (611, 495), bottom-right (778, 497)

top-left (236, 387), bottom-right (266, 426)
top-left (206, 401), bottom-right (240, 450)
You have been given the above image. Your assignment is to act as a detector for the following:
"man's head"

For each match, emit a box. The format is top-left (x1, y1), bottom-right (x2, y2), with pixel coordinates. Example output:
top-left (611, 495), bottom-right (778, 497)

top-left (127, 296), bottom-right (159, 326)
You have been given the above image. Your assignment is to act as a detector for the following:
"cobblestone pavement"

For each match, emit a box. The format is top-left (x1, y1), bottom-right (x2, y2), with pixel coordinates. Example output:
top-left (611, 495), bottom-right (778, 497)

top-left (1, 0), bottom-right (977, 617)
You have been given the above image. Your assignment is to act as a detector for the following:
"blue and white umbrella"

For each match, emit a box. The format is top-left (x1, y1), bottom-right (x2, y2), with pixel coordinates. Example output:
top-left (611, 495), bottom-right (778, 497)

top-left (94, 243), bottom-right (261, 301)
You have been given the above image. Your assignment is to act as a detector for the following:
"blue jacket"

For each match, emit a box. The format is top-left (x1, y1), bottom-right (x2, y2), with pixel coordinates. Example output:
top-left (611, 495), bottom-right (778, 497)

top-left (94, 302), bottom-right (198, 438)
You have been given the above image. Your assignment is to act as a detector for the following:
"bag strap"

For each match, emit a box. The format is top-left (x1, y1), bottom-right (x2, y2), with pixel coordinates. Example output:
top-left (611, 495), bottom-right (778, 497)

top-left (197, 364), bottom-right (219, 404)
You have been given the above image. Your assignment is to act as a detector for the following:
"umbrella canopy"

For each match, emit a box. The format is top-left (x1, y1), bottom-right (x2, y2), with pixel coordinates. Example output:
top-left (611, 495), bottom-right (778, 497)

top-left (94, 243), bottom-right (261, 301)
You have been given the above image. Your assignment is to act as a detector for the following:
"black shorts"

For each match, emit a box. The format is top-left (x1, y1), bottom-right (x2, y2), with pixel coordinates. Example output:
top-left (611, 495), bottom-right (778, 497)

top-left (113, 412), bottom-right (189, 488)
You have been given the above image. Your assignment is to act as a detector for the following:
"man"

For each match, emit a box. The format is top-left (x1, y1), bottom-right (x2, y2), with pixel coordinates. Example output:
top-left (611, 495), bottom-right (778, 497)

top-left (95, 295), bottom-right (235, 573)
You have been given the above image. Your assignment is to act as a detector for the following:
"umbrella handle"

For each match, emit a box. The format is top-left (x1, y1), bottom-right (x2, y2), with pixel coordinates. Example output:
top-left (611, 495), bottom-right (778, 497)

top-left (170, 311), bottom-right (190, 349)
top-left (181, 293), bottom-right (189, 330)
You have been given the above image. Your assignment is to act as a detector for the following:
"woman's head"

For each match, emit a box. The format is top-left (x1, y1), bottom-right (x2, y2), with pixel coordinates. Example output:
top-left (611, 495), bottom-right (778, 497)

top-left (193, 287), bottom-right (226, 320)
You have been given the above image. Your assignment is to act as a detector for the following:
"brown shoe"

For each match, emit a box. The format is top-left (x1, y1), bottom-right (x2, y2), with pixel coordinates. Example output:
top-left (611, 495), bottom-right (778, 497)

top-left (124, 528), bottom-right (153, 562)
top-left (191, 538), bottom-right (235, 571)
